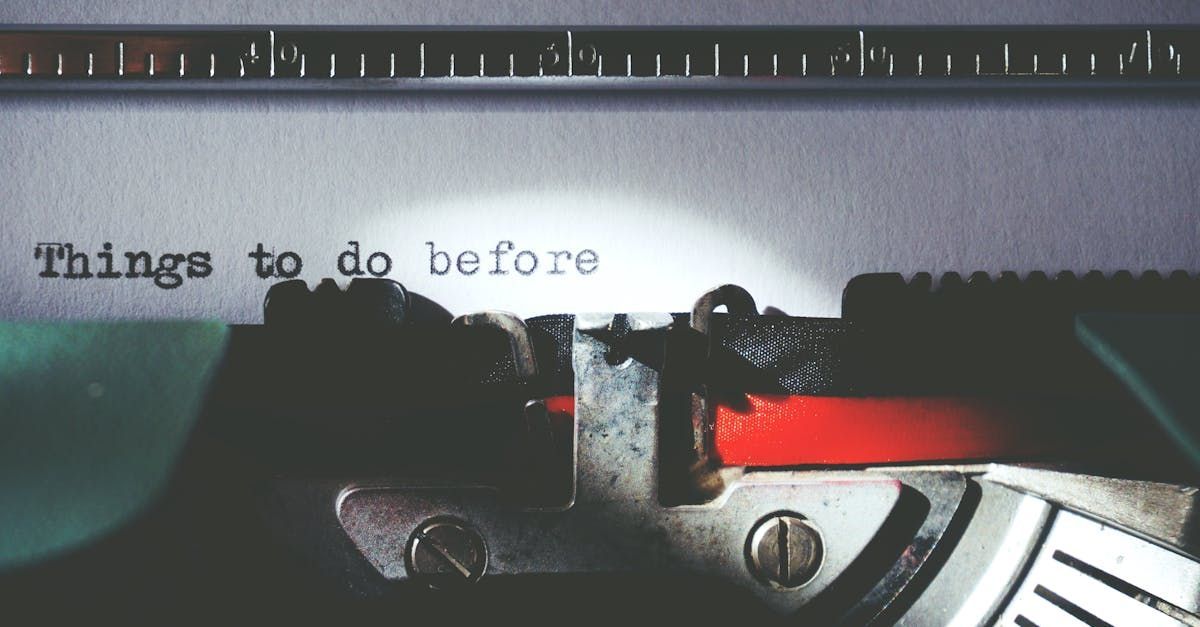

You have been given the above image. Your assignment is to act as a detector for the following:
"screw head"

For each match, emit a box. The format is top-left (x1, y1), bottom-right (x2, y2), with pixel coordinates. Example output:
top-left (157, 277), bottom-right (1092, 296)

top-left (746, 513), bottom-right (823, 589)
top-left (406, 517), bottom-right (488, 588)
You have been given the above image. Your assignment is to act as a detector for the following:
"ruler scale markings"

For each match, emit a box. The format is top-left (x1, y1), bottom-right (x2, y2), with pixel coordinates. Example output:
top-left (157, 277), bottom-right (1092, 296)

top-left (858, 30), bottom-right (865, 76)
top-left (566, 30), bottom-right (573, 77)
top-left (1147, 29), bottom-right (1153, 74)
top-left (0, 27), bottom-right (1195, 84)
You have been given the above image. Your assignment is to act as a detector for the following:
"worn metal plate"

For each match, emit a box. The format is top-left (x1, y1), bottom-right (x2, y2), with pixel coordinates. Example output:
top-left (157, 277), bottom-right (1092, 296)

top-left (337, 313), bottom-right (903, 613)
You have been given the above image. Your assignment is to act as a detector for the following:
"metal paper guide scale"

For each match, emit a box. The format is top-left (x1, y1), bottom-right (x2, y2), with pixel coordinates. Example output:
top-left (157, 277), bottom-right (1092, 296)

top-left (0, 27), bottom-right (1195, 88)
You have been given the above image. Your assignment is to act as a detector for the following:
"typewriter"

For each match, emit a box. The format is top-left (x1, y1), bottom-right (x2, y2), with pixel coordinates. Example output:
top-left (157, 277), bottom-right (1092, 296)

top-left (2, 273), bottom-right (1198, 625)
top-left (3, 21), bottom-right (1200, 627)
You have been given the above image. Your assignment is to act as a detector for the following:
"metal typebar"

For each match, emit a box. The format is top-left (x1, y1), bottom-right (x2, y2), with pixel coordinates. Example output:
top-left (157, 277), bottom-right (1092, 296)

top-left (0, 26), bottom-right (1197, 90)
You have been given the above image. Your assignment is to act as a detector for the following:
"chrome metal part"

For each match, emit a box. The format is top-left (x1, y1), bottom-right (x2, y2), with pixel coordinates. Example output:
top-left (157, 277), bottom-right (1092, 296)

top-left (406, 517), bottom-right (488, 587)
top-left (451, 310), bottom-right (538, 380)
top-left (686, 284), bottom-right (758, 501)
top-left (317, 305), bottom-right (1200, 619)
top-left (894, 471), bottom-right (1200, 626)
top-left (453, 310), bottom-right (564, 507)
top-left (998, 510), bottom-right (1200, 627)
top-left (984, 464), bottom-right (1200, 557)
top-left (2, 27), bottom-right (1199, 90)
top-left (690, 283), bottom-right (758, 338)
top-left (897, 482), bottom-right (1054, 627)
top-left (322, 309), bottom-right (1200, 621)
top-left (842, 471), bottom-right (971, 625)
top-left (746, 513), bottom-right (824, 589)
top-left (336, 312), bottom-right (905, 614)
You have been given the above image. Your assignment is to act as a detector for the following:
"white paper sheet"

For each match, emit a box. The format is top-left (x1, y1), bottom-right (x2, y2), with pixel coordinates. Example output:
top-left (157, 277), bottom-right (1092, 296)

top-left (3, 2), bottom-right (1199, 322)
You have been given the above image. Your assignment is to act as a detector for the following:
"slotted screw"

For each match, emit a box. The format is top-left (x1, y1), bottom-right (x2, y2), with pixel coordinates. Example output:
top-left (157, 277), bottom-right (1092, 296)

top-left (747, 513), bottom-right (823, 589)
top-left (407, 517), bottom-right (488, 587)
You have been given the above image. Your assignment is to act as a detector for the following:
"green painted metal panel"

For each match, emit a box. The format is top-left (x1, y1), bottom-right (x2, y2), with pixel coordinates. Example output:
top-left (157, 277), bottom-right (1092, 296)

top-left (0, 322), bottom-right (228, 570)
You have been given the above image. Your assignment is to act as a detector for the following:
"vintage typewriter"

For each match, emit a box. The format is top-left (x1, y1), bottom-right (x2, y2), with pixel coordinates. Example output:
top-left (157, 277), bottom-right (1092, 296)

top-left (2, 24), bottom-right (1200, 626)
top-left (2, 272), bottom-right (1199, 624)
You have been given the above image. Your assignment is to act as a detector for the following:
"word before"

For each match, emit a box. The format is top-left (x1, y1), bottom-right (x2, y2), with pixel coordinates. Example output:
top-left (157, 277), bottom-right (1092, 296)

top-left (427, 241), bottom-right (599, 276)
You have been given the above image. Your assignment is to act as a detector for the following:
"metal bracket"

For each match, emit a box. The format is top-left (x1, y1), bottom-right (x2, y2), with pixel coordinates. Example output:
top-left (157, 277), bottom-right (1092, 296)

top-left (685, 284), bottom-right (758, 501)
top-left (451, 311), bottom-right (539, 380)
top-left (337, 312), bottom-right (905, 613)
